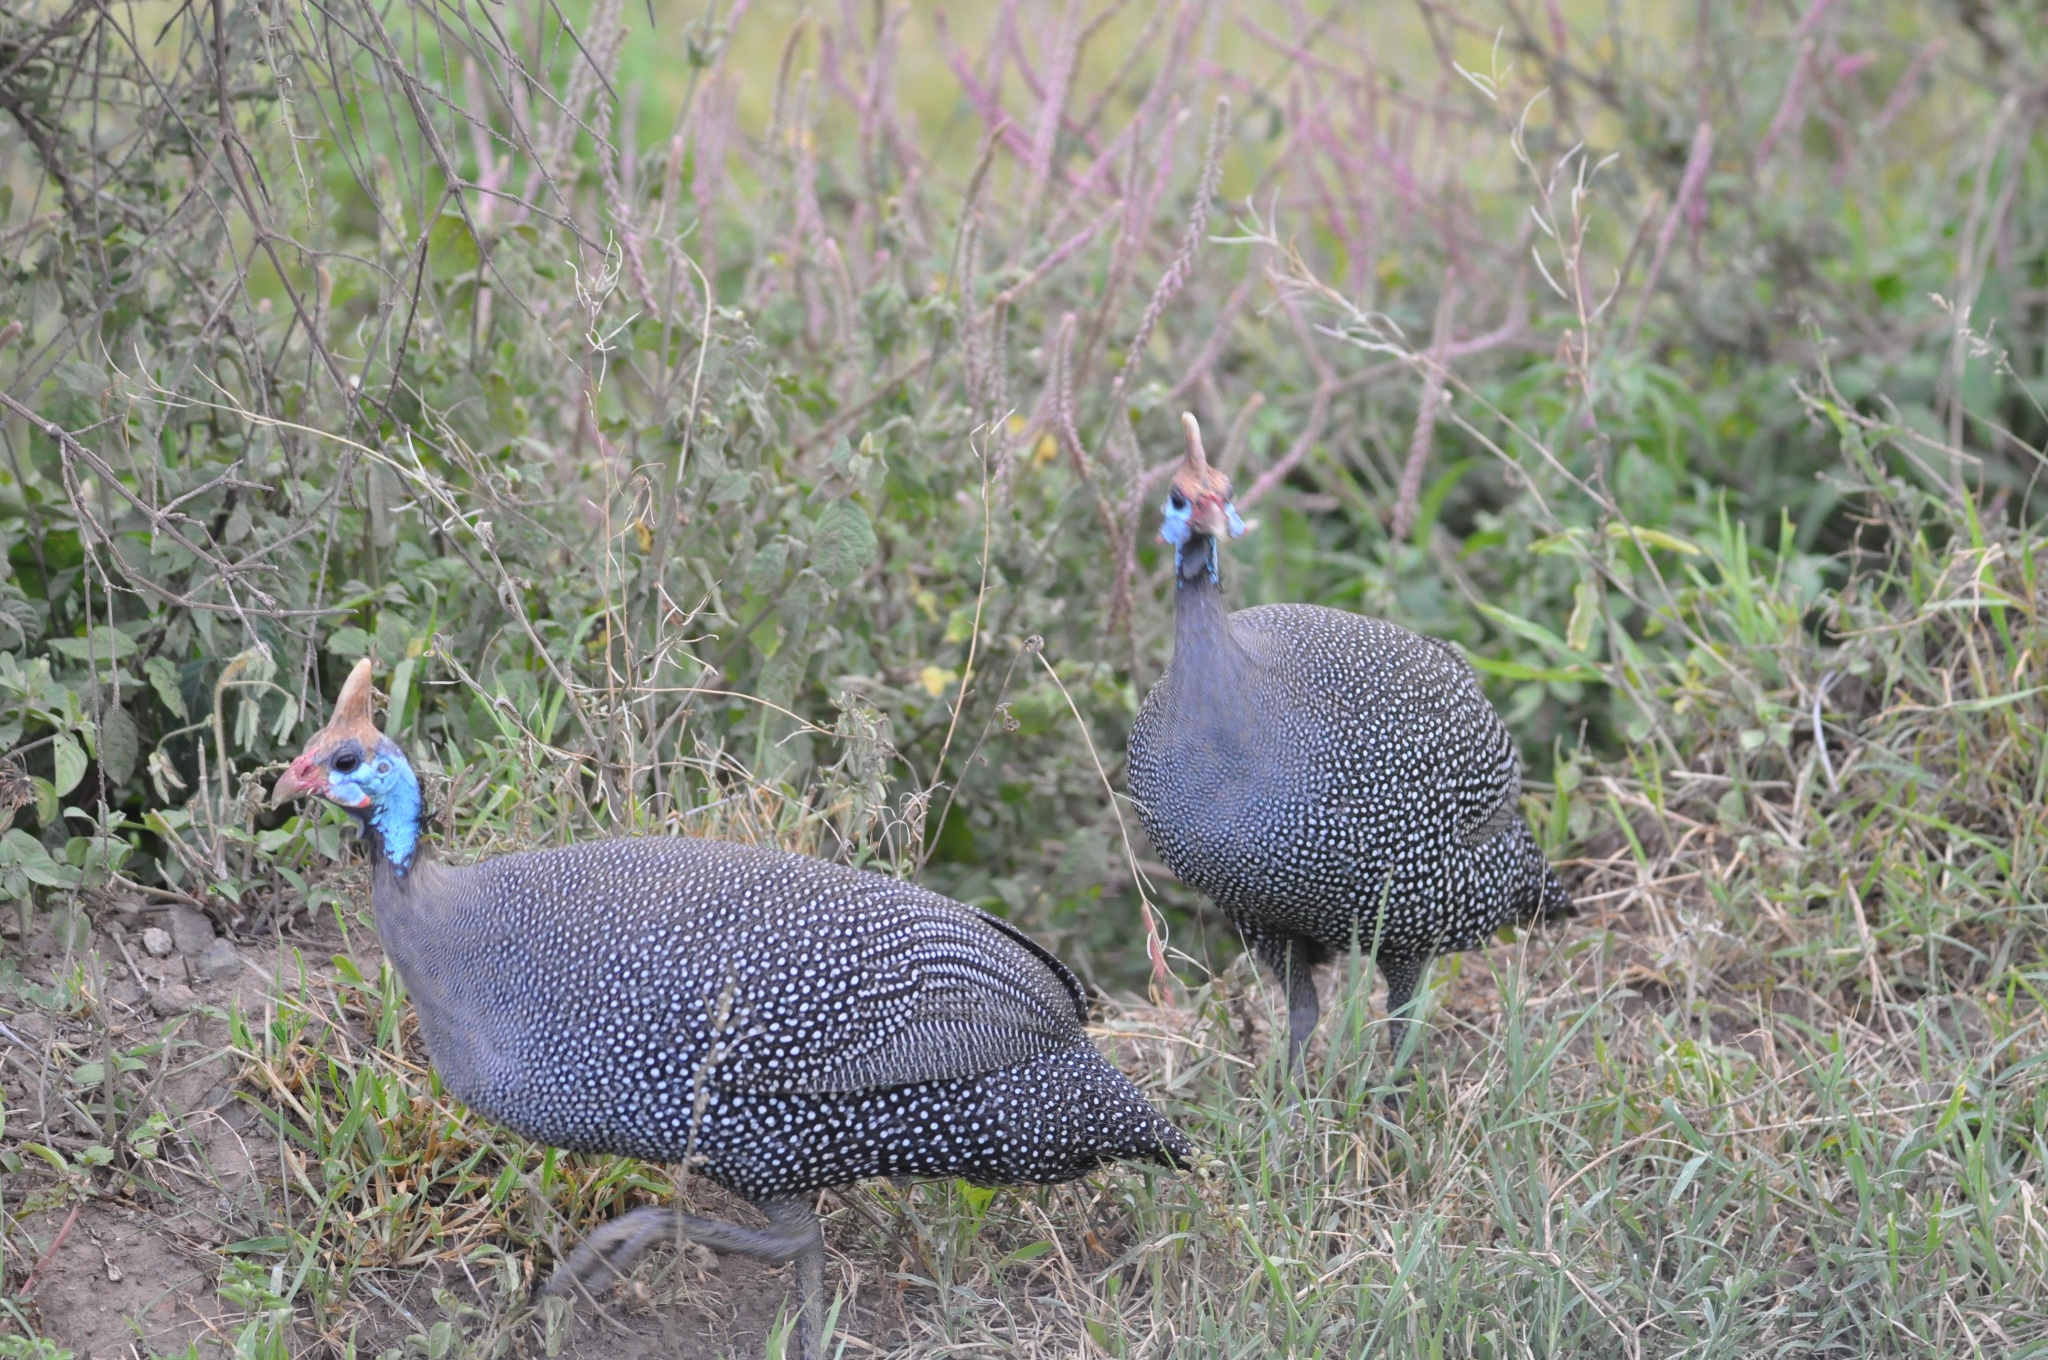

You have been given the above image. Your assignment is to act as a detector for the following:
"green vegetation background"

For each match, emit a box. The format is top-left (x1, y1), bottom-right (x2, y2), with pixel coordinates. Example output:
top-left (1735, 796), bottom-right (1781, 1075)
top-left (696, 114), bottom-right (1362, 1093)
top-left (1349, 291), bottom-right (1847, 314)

top-left (1, 0), bottom-right (2046, 1354)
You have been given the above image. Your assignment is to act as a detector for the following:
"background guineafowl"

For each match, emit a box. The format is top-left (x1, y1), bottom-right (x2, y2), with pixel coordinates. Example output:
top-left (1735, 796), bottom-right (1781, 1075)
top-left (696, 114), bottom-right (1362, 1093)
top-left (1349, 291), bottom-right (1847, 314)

top-left (272, 660), bottom-right (1193, 1357)
top-left (1127, 414), bottom-right (1574, 1068)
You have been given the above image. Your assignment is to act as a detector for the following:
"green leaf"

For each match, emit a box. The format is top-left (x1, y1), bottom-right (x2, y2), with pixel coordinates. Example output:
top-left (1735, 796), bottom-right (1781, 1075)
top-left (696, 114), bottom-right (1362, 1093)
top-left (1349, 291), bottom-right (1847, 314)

top-left (99, 705), bottom-right (139, 785)
top-left (1412, 458), bottom-right (1474, 546)
top-left (1474, 603), bottom-right (1576, 660)
top-left (270, 694), bottom-right (300, 744)
top-left (810, 501), bottom-right (877, 589)
top-left (144, 655), bottom-right (188, 720)
top-left (21, 1142), bottom-right (71, 1173)
top-left (1945, 684), bottom-right (2048, 713)
top-left (1565, 579), bottom-right (1601, 653)
top-left (222, 1236), bottom-right (293, 1255)
top-left (0, 584), bottom-right (43, 650)
top-left (1606, 522), bottom-right (1702, 556)
top-left (51, 732), bottom-right (85, 796)
top-left (4, 828), bottom-right (76, 888)
top-left (23, 857), bottom-right (76, 891)
top-left (1668, 1151), bottom-right (1712, 1204)
top-left (129, 1110), bottom-right (173, 1160)
top-left (996, 1240), bottom-right (1054, 1268)
top-left (428, 212), bottom-right (481, 281)
top-left (47, 626), bottom-right (137, 664)
top-left (30, 776), bottom-right (56, 826)
top-left (1529, 528), bottom-right (1590, 556)
top-left (388, 658), bottom-right (415, 736)
top-left (1463, 652), bottom-right (1603, 684)
top-left (373, 614), bottom-right (413, 664)
top-left (744, 541), bottom-right (789, 594)
top-left (325, 627), bottom-right (372, 659)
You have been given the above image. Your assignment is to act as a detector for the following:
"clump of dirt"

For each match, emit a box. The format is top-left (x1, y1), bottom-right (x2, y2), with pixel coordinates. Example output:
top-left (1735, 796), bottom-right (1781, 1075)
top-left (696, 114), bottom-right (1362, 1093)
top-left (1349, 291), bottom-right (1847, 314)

top-left (5, 899), bottom-right (301, 1358)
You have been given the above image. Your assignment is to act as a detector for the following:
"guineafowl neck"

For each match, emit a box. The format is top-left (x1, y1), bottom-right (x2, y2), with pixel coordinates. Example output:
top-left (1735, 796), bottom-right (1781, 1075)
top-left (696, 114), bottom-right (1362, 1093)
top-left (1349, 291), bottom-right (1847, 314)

top-left (368, 849), bottom-right (501, 1106)
top-left (367, 832), bottom-right (448, 942)
top-left (1173, 569), bottom-right (1229, 641)
top-left (1172, 541), bottom-right (1256, 690)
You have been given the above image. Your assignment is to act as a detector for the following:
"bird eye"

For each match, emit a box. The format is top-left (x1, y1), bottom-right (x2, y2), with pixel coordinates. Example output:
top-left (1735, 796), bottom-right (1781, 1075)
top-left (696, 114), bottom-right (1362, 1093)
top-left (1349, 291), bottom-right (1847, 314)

top-left (332, 751), bottom-right (360, 775)
top-left (1168, 491), bottom-right (1188, 510)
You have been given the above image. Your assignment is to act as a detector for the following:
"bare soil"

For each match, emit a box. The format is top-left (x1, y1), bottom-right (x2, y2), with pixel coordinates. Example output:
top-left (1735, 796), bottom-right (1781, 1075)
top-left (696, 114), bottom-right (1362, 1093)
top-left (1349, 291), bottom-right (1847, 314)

top-left (0, 898), bottom-right (850, 1360)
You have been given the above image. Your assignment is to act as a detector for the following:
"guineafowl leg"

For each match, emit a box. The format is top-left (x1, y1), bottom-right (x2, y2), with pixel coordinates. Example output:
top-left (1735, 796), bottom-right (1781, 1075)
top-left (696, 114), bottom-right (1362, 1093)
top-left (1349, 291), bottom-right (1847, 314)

top-left (1379, 952), bottom-right (1427, 1063)
top-left (1280, 937), bottom-right (1321, 1068)
top-left (764, 1196), bottom-right (828, 1360)
top-left (1245, 931), bottom-right (1322, 1067)
top-left (542, 1196), bottom-right (827, 1358)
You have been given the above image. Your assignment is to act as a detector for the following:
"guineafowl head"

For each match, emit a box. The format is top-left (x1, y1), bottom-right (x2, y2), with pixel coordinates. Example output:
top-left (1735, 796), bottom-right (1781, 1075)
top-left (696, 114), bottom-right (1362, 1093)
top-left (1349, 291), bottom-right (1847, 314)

top-left (271, 658), bottom-right (424, 873)
top-left (1159, 412), bottom-right (1245, 585)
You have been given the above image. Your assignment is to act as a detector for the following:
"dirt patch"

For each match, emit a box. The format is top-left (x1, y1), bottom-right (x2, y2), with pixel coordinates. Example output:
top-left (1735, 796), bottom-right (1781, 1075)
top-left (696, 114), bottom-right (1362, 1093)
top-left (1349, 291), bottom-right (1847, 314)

top-left (5, 905), bottom-right (287, 1358)
top-left (1, 902), bottom-right (869, 1359)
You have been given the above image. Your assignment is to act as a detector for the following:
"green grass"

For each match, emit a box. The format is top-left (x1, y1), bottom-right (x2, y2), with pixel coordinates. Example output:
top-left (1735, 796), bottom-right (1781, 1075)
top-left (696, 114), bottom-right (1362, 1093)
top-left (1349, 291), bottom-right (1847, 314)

top-left (120, 808), bottom-right (2048, 1355)
top-left (2, 0), bottom-right (2046, 1353)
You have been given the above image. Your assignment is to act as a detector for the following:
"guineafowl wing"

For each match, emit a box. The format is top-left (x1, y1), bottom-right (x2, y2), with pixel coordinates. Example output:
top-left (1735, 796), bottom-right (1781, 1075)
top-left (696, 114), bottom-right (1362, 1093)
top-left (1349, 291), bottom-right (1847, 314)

top-left (964, 902), bottom-right (1090, 1023)
top-left (785, 889), bottom-right (1092, 1094)
top-left (1410, 634), bottom-right (1524, 846)
top-left (1448, 706), bottom-right (1524, 847)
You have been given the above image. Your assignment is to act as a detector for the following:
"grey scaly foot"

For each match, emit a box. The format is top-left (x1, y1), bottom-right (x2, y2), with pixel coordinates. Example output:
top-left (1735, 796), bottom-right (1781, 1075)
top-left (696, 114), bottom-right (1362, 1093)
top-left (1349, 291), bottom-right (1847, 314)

top-left (543, 1197), bottom-right (826, 1359)
top-left (539, 1204), bottom-right (675, 1296)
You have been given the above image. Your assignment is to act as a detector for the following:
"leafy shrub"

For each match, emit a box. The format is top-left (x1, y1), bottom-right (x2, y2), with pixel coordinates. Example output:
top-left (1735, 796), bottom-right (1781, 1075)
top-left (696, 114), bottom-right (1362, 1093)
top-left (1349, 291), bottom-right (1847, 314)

top-left (0, 0), bottom-right (2040, 993)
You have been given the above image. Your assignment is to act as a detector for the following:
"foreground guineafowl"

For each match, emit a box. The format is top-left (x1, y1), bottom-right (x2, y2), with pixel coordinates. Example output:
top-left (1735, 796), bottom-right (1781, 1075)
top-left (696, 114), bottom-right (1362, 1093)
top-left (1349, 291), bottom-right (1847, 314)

top-left (1128, 414), bottom-right (1573, 1067)
top-left (273, 660), bottom-right (1192, 1357)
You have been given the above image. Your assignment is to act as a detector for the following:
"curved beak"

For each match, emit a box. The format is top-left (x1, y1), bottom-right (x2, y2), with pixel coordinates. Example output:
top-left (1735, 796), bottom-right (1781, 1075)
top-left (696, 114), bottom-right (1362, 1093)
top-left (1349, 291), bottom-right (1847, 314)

top-left (270, 753), bottom-right (326, 808)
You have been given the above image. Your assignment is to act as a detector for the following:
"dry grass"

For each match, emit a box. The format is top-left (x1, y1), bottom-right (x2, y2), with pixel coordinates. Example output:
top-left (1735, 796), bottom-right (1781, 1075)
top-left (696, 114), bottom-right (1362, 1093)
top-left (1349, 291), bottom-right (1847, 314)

top-left (3, 0), bottom-right (2046, 1355)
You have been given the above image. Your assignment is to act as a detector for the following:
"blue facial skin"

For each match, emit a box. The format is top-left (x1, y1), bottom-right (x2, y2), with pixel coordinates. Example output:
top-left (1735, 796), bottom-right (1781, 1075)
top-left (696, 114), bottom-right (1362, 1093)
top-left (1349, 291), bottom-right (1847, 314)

top-left (1160, 494), bottom-right (1247, 584)
top-left (325, 737), bottom-right (423, 875)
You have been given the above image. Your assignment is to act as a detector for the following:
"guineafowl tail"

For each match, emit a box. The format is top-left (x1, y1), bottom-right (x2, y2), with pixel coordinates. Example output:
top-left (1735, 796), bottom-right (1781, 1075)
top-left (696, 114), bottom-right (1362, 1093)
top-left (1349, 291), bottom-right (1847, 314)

top-left (1535, 864), bottom-right (1576, 922)
top-left (1148, 1119), bottom-right (1199, 1169)
top-left (959, 1047), bottom-right (1195, 1185)
top-left (1509, 825), bottom-right (1575, 927)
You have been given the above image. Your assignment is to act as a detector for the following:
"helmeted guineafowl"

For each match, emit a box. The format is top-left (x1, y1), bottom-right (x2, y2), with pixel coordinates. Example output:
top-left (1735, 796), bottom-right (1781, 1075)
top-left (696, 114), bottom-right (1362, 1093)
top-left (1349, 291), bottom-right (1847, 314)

top-left (1127, 413), bottom-right (1573, 1066)
top-left (272, 660), bottom-right (1192, 1357)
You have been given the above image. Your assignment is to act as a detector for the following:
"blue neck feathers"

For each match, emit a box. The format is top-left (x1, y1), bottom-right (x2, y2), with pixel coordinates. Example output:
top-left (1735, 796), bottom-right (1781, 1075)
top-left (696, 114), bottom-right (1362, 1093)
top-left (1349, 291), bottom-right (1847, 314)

top-left (346, 739), bottom-right (423, 875)
top-left (369, 776), bottom-right (422, 874)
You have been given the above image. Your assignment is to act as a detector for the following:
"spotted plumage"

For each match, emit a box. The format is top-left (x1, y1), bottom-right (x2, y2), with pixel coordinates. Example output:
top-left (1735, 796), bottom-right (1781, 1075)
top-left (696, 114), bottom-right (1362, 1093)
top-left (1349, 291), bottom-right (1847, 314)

top-left (274, 661), bottom-right (1190, 1358)
top-left (1128, 415), bottom-right (1573, 1063)
top-left (368, 838), bottom-right (1184, 1195)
